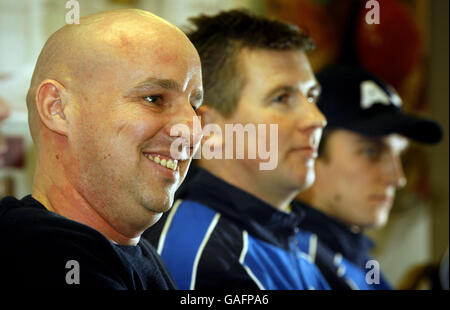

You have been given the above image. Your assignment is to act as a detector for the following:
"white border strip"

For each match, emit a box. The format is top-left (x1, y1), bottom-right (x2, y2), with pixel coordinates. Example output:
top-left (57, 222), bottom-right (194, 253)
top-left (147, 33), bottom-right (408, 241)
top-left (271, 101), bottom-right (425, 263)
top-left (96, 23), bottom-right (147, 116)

top-left (309, 233), bottom-right (318, 263)
top-left (239, 231), bottom-right (266, 290)
top-left (300, 252), bottom-right (314, 264)
top-left (345, 278), bottom-right (360, 290)
top-left (190, 213), bottom-right (221, 290)
top-left (239, 230), bottom-right (249, 263)
top-left (156, 199), bottom-right (182, 254)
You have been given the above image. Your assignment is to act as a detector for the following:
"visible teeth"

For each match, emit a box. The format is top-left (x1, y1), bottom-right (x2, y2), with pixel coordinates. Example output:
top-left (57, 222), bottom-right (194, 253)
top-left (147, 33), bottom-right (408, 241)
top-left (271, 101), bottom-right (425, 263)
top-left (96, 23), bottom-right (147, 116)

top-left (167, 159), bottom-right (173, 169)
top-left (144, 153), bottom-right (178, 171)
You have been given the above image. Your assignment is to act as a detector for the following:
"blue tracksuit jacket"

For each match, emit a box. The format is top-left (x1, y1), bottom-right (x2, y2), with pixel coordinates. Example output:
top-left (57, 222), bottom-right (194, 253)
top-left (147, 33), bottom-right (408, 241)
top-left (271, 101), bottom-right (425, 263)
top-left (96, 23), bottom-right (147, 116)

top-left (292, 201), bottom-right (392, 290)
top-left (143, 168), bottom-right (330, 290)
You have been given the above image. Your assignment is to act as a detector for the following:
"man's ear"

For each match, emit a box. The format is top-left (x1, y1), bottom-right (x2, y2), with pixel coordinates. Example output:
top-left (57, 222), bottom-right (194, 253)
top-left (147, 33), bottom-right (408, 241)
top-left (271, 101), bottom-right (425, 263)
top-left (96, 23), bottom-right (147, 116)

top-left (35, 79), bottom-right (70, 137)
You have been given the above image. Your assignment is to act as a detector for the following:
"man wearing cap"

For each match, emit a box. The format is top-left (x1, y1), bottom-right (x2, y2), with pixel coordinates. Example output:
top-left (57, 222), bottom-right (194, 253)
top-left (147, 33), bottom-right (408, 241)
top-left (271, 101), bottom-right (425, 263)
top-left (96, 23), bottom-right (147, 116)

top-left (293, 65), bottom-right (442, 289)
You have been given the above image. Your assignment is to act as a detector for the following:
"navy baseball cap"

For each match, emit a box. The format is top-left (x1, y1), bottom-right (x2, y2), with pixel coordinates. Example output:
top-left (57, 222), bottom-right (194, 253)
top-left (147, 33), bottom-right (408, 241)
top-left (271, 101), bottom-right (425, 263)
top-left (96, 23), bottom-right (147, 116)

top-left (316, 65), bottom-right (443, 144)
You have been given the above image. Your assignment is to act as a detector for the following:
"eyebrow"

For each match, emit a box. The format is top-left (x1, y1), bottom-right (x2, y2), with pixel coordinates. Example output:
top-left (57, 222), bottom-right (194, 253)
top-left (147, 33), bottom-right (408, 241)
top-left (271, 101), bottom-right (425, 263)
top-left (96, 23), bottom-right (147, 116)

top-left (355, 137), bottom-right (384, 146)
top-left (127, 77), bottom-right (183, 95)
top-left (264, 83), bottom-right (321, 102)
top-left (355, 137), bottom-right (410, 155)
top-left (264, 85), bottom-right (297, 101)
top-left (126, 77), bottom-right (204, 108)
top-left (354, 137), bottom-right (392, 154)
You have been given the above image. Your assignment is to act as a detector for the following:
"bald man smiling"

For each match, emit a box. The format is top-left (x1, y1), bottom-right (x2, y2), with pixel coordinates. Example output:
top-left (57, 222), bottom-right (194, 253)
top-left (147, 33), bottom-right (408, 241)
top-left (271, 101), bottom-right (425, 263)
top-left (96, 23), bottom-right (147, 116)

top-left (0, 9), bottom-right (203, 289)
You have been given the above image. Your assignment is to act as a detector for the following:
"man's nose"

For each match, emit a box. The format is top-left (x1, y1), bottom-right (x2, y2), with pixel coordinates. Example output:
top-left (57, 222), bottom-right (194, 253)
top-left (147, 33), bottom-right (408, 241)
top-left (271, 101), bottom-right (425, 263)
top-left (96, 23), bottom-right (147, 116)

top-left (384, 155), bottom-right (407, 189)
top-left (296, 101), bottom-right (327, 134)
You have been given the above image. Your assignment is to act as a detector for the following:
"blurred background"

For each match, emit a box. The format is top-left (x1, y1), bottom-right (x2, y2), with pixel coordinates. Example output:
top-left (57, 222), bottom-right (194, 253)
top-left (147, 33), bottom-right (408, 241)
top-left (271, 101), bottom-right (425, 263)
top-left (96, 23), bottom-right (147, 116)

top-left (0, 0), bottom-right (448, 289)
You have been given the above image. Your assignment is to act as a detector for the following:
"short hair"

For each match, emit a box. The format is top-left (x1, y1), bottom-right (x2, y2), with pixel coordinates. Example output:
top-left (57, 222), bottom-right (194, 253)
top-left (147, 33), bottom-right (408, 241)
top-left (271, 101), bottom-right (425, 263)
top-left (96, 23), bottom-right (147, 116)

top-left (186, 9), bottom-right (315, 117)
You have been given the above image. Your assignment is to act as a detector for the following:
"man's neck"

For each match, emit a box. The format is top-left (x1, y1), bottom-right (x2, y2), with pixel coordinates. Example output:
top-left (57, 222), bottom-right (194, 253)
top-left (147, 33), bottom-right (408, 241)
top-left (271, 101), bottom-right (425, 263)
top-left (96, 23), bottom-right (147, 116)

top-left (296, 190), bottom-right (363, 233)
top-left (32, 175), bottom-right (141, 246)
top-left (198, 161), bottom-right (296, 211)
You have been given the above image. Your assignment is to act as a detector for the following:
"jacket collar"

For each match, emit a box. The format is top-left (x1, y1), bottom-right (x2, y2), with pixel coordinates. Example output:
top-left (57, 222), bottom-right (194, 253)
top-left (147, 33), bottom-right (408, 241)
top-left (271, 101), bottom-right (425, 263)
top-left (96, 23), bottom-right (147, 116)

top-left (292, 200), bottom-right (374, 266)
top-left (178, 168), bottom-right (301, 249)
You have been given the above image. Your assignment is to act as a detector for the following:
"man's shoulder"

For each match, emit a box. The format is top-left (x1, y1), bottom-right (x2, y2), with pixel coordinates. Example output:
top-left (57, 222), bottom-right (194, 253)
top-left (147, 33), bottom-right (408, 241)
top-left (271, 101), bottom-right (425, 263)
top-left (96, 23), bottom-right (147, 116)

top-left (0, 195), bottom-right (29, 217)
top-left (144, 198), bottom-right (245, 266)
top-left (143, 199), bottom-right (254, 289)
top-left (0, 196), bottom-right (134, 288)
top-left (144, 199), bottom-right (242, 251)
top-left (0, 195), bottom-right (109, 246)
top-left (1, 195), bottom-right (63, 233)
top-left (0, 195), bottom-right (122, 279)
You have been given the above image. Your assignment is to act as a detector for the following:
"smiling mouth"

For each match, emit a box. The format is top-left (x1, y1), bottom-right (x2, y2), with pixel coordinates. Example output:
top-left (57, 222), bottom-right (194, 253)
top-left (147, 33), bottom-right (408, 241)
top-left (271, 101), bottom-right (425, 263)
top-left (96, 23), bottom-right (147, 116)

top-left (143, 153), bottom-right (178, 171)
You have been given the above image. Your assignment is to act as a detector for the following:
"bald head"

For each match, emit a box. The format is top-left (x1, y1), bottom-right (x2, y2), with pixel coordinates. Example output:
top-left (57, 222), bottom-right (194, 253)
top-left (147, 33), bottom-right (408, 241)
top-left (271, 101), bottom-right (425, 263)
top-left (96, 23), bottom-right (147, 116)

top-left (27, 9), bottom-right (198, 145)
top-left (28, 9), bottom-right (203, 243)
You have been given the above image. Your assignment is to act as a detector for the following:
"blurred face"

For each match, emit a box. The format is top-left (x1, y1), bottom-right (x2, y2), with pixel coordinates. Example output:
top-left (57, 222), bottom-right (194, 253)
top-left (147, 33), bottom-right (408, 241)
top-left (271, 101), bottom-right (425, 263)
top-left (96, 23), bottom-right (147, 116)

top-left (225, 49), bottom-right (326, 196)
top-left (314, 130), bottom-right (408, 229)
top-left (64, 34), bottom-right (203, 229)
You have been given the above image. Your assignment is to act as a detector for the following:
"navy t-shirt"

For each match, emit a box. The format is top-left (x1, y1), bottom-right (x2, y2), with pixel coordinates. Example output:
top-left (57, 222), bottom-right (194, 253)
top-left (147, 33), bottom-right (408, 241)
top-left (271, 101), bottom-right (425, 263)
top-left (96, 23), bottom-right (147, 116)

top-left (0, 195), bottom-right (177, 289)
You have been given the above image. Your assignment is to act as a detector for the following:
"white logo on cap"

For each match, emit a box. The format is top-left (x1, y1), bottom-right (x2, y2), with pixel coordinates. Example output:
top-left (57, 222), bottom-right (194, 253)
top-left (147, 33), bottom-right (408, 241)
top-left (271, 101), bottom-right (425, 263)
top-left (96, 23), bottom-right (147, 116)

top-left (361, 81), bottom-right (402, 109)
